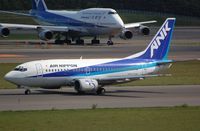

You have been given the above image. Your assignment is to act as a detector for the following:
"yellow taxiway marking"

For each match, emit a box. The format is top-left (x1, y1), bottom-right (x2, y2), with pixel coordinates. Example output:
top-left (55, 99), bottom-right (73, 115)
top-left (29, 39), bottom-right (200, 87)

top-left (0, 54), bottom-right (26, 58)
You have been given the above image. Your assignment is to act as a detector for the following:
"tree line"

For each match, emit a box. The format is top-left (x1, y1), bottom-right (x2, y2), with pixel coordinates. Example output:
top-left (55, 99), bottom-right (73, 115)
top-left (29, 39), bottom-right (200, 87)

top-left (0, 0), bottom-right (199, 17)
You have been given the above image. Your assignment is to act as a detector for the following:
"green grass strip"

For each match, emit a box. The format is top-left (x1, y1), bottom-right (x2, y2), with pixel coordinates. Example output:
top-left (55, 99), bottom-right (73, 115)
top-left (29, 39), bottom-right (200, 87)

top-left (0, 107), bottom-right (200, 131)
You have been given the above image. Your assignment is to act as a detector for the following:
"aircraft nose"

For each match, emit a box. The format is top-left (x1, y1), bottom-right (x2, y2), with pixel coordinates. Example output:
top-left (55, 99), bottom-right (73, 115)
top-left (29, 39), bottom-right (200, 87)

top-left (4, 72), bottom-right (12, 82)
top-left (4, 72), bottom-right (16, 83)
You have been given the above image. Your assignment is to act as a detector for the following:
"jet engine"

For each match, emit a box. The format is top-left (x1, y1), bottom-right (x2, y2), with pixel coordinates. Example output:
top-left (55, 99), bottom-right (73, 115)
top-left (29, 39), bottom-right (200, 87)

top-left (120, 29), bottom-right (133, 40)
top-left (74, 79), bottom-right (98, 92)
top-left (0, 27), bottom-right (10, 37)
top-left (139, 26), bottom-right (150, 35)
top-left (38, 30), bottom-right (53, 41)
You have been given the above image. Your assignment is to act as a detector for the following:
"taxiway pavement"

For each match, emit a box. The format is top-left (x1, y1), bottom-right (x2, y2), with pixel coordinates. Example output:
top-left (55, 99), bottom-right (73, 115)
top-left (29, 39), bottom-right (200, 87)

top-left (0, 85), bottom-right (199, 111)
top-left (0, 27), bottom-right (199, 63)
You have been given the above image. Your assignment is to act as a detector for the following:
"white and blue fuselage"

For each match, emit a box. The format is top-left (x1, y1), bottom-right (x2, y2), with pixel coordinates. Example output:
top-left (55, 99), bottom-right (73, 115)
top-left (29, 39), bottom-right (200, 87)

top-left (31, 8), bottom-right (124, 36)
top-left (5, 58), bottom-right (171, 88)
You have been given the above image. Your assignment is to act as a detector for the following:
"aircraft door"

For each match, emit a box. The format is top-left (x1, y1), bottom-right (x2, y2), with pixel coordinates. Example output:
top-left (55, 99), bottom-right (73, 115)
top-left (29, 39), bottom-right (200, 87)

top-left (35, 63), bottom-right (43, 77)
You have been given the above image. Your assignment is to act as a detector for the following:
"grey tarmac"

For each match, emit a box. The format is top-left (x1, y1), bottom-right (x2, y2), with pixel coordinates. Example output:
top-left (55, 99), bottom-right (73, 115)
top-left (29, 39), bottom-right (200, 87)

top-left (0, 85), bottom-right (199, 111)
top-left (0, 27), bottom-right (199, 63)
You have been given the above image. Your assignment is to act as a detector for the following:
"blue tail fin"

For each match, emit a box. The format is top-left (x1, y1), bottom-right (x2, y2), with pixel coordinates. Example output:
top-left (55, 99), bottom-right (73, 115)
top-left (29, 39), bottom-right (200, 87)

top-left (128, 18), bottom-right (176, 60)
top-left (32, 0), bottom-right (37, 10)
top-left (32, 0), bottom-right (48, 11)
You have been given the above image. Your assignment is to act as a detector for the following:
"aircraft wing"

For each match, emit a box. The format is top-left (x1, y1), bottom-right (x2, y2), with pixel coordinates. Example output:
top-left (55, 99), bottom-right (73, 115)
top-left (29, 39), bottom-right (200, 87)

top-left (0, 23), bottom-right (69, 32)
top-left (124, 20), bottom-right (157, 29)
top-left (97, 74), bottom-right (161, 84)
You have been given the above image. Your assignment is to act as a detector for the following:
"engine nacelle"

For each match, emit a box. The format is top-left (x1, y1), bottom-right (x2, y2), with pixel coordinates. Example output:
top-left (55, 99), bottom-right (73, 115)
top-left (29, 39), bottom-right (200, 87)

top-left (0, 27), bottom-right (10, 37)
top-left (74, 79), bottom-right (98, 92)
top-left (139, 26), bottom-right (150, 35)
top-left (120, 30), bottom-right (133, 40)
top-left (38, 30), bottom-right (53, 41)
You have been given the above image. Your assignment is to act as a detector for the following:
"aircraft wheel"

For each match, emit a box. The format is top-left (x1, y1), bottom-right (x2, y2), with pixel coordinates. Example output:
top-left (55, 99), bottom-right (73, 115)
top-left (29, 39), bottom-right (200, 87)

top-left (65, 39), bottom-right (72, 45)
top-left (25, 89), bottom-right (31, 95)
top-left (76, 39), bottom-right (84, 45)
top-left (107, 40), bottom-right (114, 45)
top-left (96, 88), bottom-right (106, 95)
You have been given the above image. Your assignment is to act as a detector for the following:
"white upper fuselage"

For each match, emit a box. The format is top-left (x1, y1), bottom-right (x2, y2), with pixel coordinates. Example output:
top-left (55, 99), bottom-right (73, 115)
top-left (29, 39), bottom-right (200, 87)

top-left (4, 59), bottom-right (167, 88)
top-left (31, 8), bottom-right (125, 36)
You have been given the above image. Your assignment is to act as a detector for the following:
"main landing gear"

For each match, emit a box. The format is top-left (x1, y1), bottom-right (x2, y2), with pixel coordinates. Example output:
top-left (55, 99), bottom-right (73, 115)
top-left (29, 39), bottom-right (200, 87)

top-left (107, 40), bottom-right (114, 45)
top-left (96, 88), bottom-right (106, 95)
top-left (91, 36), bottom-right (100, 45)
top-left (76, 88), bottom-right (106, 95)
top-left (107, 36), bottom-right (114, 45)
top-left (54, 35), bottom-right (114, 45)
top-left (76, 39), bottom-right (84, 45)
top-left (25, 89), bottom-right (31, 95)
top-left (55, 39), bottom-right (72, 45)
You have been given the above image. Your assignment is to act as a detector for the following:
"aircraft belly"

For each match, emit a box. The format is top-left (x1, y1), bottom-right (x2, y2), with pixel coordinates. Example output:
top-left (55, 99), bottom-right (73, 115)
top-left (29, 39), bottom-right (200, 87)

top-left (21, 78), bottom-right (44, 87)
top-left (25, 77), bottom-right (67, 87)
top-left (42, 77), bottom-right (67, 87)
top-left (90, 27), bottom-right (121, 36)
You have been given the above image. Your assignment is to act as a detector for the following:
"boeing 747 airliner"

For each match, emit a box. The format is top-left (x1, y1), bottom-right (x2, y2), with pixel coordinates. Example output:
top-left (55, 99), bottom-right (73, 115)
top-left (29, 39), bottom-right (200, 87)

top-left (0, 0), bottom-right (156, 45)
top-left (4, 18), bottom-right (176, 95)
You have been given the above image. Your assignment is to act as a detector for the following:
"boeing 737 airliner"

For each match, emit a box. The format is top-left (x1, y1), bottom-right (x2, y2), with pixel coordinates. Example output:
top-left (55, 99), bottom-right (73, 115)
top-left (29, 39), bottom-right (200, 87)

top-left (0, 0), bottom-right (156, 45)
top-left (4, 18), bottom-right (176, 95)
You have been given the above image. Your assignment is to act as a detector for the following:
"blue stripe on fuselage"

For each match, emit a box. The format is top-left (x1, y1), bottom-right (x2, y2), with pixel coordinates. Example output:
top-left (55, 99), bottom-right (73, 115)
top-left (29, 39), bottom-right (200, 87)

top-left (32, 11), bottom-right (105, 28)
top-left (30, 59), bottom-right (171, 78)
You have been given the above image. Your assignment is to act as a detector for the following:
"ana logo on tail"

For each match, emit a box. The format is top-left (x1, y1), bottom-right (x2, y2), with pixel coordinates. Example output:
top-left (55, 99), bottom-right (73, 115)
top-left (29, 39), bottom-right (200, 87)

top-left (150, 22), bottom-right (171, 58)
top-left (35, 0), bottom-right (40, 8)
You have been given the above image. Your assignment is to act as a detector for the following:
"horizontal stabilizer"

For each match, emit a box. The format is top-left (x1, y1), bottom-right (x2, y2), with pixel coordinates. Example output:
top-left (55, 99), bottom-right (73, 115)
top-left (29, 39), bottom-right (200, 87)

top-left (0, 10), bottom-right (32, 17)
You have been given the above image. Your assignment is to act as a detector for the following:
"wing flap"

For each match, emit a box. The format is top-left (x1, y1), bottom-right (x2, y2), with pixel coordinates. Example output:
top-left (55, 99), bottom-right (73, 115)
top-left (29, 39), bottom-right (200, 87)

top-left (0, 10), bottom-right (32, 17)
top-left (98, 74), bottom-right (159, 82)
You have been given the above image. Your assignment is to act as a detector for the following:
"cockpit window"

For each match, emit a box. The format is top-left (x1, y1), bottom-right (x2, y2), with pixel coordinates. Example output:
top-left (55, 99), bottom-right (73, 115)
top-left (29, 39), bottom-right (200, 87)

top-left (14, 66), bottom-right (27, 72)
top-left (108, 11), bottom-right (117, 15)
